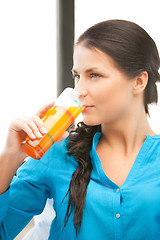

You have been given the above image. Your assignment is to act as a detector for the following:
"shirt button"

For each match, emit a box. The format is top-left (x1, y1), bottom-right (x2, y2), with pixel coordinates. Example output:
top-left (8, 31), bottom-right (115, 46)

top-left (116, 213), bottom-right (120, 219)
top-left (116, 189), bottom-right (119, 192)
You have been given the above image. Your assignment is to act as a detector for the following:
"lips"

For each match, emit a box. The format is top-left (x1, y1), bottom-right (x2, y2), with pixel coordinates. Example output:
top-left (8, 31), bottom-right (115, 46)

top-left (82, 105), bottom-right (94, 112)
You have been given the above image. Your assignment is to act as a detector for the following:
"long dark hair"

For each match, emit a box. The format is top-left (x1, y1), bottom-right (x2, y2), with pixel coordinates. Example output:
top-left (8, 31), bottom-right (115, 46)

top-left (64, 19), bottom-right (160, 231)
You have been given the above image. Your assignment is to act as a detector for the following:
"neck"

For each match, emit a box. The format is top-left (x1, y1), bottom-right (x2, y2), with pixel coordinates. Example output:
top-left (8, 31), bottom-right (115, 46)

top-left (100, 107), bottom-right (155, 157)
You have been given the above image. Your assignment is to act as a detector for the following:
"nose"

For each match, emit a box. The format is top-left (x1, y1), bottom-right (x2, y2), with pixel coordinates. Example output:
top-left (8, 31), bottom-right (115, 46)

top-left (75, 79), bottom-right (88, 98)
top-left (78, 89), bottom-right (88, 98)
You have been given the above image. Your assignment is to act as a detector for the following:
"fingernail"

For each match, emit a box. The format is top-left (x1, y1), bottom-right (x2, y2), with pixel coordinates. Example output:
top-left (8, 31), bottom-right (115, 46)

top-left (36, 132), bottom-right (43, 138)
top-left (30, 133), bottom-right (36, 139)
top-left (41, 127), bottom-right (48, 134)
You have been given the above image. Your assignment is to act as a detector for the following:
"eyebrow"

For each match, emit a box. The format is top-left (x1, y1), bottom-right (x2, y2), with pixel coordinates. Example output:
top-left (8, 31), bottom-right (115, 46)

top-left (71, 67), bottom-right (100, 74)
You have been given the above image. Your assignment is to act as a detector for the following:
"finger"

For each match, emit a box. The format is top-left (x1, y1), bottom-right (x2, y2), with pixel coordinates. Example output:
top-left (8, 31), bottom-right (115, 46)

top-left (22, 117), bottom-right (44, 139)
top-left (14, 117), bottom-right (43, 139)
top-left (36, 102), bottom-right (55, 118)
top-left (10, 119), bottom-right (37, 140)
top-left (31, 115), bottom-right (48, 135)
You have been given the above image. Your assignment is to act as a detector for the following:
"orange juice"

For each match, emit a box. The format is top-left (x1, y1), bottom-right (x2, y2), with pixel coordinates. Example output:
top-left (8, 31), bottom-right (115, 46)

top-left (21, 105), bottom-right (83, 159)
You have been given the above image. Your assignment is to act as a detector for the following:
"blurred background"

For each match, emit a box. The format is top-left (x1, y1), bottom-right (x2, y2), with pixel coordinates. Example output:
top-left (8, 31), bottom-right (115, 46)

top-left (0, 0), bottom-right (160, 153)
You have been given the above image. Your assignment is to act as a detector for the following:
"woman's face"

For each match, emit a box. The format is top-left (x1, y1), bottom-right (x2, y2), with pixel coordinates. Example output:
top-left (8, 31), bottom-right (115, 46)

top-left (72, 43), bottom-right (136, 126)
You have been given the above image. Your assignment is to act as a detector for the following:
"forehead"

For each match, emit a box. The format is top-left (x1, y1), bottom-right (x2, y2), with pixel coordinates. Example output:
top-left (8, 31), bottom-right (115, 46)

top-left (73, 43), bottom-right (107, 61)
top-left (73, 43), bottom-right (118, 72)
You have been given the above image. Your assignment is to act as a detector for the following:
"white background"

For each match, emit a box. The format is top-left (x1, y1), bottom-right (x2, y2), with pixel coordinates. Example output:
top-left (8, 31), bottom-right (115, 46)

top-left (0, 0), bottom-right (160, 152)
top-left (0, 0), bottom-right (57, 151)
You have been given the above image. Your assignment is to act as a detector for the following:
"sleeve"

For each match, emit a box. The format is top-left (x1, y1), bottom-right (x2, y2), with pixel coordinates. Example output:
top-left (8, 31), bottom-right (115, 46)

top-left (0, 157), bottom-right (51, 240)
top-left (0, 189), bottom-right (10, 220)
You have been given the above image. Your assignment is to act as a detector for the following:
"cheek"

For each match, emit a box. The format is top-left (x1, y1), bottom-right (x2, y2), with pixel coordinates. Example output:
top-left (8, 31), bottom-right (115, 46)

top-left (82, 82), bottom-right (133, 125)
top-left (99, 85), bottom-right (132, 117)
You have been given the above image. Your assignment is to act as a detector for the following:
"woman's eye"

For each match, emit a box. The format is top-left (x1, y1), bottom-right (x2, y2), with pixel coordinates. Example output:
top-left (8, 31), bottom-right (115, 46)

top-left (90, 73), bottom-right (102, 78)
top-left (72, 74), bottom-right (79, 79)
top-left (72, 74), bottom-right (80, 84)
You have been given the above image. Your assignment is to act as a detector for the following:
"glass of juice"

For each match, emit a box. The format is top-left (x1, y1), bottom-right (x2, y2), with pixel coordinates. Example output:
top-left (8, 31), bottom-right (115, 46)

top-left (21, 88), bottom-right (84, 159)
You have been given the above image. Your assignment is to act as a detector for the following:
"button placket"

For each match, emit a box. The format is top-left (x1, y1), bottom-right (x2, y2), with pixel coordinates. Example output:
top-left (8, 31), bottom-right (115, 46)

top-left (113, 188), bottom-right (123, 240)
top-left (116, 213), bottom-right (120, 218)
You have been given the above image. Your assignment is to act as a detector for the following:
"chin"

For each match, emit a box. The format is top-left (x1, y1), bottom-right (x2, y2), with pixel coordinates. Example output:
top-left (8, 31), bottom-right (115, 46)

top-left (82, 117), bottom-right (101, 127)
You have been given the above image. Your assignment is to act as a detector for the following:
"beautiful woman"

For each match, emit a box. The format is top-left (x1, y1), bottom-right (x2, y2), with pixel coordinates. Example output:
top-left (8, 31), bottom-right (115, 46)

top-left (0, 19), bottom-right (160, 239)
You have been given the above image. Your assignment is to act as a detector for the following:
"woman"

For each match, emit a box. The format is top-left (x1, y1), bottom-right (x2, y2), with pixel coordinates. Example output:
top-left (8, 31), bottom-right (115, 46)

top-left (0, 19), bottom-right (160, 239)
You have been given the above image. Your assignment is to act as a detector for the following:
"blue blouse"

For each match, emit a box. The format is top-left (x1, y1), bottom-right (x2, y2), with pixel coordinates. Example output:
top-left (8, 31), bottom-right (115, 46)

top-left (0, 132), bottom-right (160, 240)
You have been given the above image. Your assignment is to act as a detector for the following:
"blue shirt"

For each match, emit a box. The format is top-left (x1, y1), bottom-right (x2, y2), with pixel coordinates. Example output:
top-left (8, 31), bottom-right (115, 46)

top-left (0, 132), bottom-right (160, 239)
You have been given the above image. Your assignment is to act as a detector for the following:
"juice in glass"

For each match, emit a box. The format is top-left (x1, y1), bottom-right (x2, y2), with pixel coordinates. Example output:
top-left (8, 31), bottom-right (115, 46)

top-left (21, 88), bottom-right (83, 159)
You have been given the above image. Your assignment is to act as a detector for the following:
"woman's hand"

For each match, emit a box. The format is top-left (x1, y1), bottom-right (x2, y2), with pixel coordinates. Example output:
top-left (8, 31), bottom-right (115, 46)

top-left (3, 102), bottom-right (69, 162)
top-left (0, 102), bottom-right (69, 194)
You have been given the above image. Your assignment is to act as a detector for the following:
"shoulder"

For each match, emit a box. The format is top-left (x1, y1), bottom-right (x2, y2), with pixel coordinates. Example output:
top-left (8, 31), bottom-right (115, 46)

top-left (145, 134), bottom-right (160, 159)
top-left (145, 134), bottom-right (160, 147)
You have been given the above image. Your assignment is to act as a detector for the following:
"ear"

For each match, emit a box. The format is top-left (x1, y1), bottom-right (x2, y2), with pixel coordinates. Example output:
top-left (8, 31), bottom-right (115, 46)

top-left (132, 71), bottom-right (148, 95)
